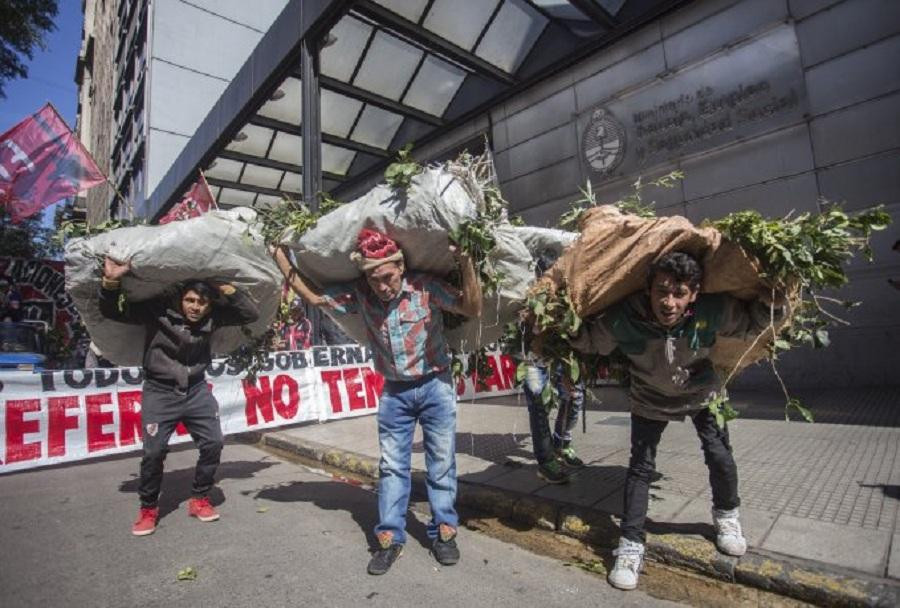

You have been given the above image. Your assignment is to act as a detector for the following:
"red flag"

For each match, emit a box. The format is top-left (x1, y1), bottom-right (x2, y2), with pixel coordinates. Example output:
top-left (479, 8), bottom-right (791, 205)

top-left (158, 172), bottom-right (217, 224)
top-left (0, 103), bottom-right (106, 223)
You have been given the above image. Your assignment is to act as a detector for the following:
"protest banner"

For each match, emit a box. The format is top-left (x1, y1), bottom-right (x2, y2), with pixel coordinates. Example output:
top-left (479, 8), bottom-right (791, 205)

top-left (0, 346), bottom-right (519, 473)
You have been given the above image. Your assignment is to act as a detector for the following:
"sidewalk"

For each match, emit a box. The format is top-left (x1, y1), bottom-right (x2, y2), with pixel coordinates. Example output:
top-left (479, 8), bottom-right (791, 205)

top-left (262, 385), bottom-right (900, 607)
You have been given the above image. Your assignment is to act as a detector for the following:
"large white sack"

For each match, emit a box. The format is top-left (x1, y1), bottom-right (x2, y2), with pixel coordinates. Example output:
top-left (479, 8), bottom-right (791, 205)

top-left (65, 208), bottom-right (282, 366)
top-left (513, 226), bottom-right (578, 261)
top-left (284, 167), bottom-right (535, 349)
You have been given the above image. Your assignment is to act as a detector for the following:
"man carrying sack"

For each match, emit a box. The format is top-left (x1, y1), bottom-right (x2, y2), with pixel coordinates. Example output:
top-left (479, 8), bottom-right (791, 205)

top-left (99, 257), bottom-right (259, 536)
top-left (272, 228), bottom-right (481, 575)
top-left (570, 251), bottom-right (783, 590)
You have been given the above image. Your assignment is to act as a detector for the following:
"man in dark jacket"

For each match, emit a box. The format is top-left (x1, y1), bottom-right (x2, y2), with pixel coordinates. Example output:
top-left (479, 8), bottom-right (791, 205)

top-left (99, 256), bottom-right (258, 536)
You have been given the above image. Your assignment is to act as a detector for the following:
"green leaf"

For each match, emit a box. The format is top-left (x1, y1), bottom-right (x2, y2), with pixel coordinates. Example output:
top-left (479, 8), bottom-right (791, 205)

top-left (515, 362), bottom-right (528, 385)
top-left (176, 567), bottom-right (198, 581)
top-left (786, 398), bottom-right (814, 423)
top-left (773, 338), bottom-right (791, 351)
top-left (540, 381), bottom-right (553, 407)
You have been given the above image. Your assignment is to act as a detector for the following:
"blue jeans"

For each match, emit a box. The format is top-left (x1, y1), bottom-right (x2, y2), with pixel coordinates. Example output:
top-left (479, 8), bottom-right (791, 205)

top-left (522, 362), bottom-right (584, 464)
top-left (375, 371), bottom-right (458, 545)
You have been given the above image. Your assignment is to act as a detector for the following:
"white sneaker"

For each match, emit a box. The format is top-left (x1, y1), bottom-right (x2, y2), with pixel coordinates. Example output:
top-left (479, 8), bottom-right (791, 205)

top-left (608, 538), bottom-right (644, 590)
top-left (713, 507), bottom-right (747, 556)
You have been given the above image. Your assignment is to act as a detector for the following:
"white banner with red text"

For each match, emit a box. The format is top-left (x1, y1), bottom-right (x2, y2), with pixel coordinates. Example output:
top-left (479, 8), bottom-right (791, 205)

top-left (0, 346), bottom-right (520, 473)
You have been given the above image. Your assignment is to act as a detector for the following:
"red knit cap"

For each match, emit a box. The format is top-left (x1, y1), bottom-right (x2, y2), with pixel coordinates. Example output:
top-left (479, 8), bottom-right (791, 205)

top-left (356, 228), bottom-right (399, 259)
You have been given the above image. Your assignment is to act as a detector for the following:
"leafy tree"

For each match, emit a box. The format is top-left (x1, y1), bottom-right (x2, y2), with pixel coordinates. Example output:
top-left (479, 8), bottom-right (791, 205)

top-left (0, 204), bottom-right (62, 259)
top-left (0, 0), bottom-right (59, 98)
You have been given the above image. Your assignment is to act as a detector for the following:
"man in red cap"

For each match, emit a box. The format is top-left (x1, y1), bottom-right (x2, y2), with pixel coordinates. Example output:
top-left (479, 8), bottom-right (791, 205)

top-left (273, 228), bottom-right (481, 575)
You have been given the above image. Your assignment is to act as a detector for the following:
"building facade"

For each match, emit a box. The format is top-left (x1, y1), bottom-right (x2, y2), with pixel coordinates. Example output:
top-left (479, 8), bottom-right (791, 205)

top-left (75, 0), bottom-right (288, 223)
top-left (81, 0), bottom-right (899, 389)
top-left (410, 0), bottom-right (900, 389)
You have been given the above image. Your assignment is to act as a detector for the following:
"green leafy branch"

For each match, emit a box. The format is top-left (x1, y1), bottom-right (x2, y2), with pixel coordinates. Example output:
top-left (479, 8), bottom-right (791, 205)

top-left (251, 191), bottom-right (344, 248)
top-left (53, 217), bottom-right (147, 247)
top-left (384, 143), bottom-right (423, 189)
top-left (710, 204), bottom-right (890, 422)
top-left (558, 170), bottom-right (684, 230)
top-left (445, 149), bottom-right (510, 297)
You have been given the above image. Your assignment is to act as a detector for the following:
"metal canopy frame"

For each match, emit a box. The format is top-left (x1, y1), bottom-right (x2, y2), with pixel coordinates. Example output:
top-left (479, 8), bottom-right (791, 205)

top-left (147, 0), bottom-right (689, 220)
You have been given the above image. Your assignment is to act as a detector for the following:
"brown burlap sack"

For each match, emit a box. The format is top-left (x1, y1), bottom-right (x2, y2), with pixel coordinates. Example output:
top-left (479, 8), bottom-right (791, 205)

top-left (547, 205), bottom-right (792, 374)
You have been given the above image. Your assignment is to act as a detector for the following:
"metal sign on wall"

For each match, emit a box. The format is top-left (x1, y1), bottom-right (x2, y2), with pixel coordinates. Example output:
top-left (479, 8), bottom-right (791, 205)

top-left (579, 25), bottom-right (808, 181)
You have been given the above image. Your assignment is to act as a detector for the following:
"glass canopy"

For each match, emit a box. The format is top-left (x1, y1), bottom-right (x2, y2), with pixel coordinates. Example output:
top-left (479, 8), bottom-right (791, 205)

top-left (150, 0), bottom-right (684, 214)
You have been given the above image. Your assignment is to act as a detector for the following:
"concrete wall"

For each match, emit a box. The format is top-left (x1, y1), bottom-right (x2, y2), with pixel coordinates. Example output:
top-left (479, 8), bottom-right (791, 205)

top-left (77, 0), bottom-right (119, 225)
top-left (142, 0), bottom-right (288, 215)
top-left (417, 0), bottom-right (900, 389)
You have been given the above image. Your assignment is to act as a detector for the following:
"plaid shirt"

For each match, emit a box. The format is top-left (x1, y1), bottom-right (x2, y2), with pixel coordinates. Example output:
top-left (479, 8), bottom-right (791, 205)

top-left (322, 271), bottom-right (460, 381)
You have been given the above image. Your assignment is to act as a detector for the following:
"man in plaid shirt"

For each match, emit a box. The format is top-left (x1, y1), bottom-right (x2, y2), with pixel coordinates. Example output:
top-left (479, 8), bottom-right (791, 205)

top-left (273, 228), bottom-right (481, 575)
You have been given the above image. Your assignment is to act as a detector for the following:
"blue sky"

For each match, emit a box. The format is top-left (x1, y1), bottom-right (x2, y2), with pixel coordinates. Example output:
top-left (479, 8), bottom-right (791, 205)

top-left (1, 1), bottom-right (84, 227)
top-left (1, 1), bottom-right (83, 132)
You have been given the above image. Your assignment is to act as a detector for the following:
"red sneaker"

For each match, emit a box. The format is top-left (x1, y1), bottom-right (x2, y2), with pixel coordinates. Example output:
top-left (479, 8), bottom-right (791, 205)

top-left (188, 496), bottom-right (220, 522)
top-left (132, 506), bottom-right (159, 536)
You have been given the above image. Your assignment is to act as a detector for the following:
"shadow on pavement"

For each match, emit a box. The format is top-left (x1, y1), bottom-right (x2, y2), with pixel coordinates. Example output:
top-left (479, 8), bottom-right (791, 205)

top-left (858, 483), bottom-right (900, 500)
top-left (245, 479), bottom-right (431, 551)
top-left (118, 459), bottom-right (277, 518)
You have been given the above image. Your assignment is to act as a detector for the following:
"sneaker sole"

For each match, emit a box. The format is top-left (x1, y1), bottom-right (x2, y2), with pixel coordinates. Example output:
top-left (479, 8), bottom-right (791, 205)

top-left (608, 578), bottom-right (638, 591)
top-left (132, 527), bottom-right (156, 536)
top-left (716, 545), bottom-right (746, 557)
top-left (367, 547), bottom-right (403, 575)
top-left (190, 513), bottom-right (220, 522)
top-left (536, 471), bottom-right (569, 484)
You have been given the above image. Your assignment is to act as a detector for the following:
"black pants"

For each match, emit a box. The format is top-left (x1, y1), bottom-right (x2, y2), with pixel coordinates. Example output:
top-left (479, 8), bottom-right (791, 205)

top-left (138, 381), bottom-right (224, 507)
top-left (621, 409), bottom-right (740, 544)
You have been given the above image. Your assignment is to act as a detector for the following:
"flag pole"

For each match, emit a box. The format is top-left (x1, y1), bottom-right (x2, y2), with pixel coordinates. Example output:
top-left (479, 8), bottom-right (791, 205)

top-left (105, 177), bottom-right (135, 220)
top-left (46, 101), bottom-right (128, 221)
top-left (199, 169), bottom-right (218, 210)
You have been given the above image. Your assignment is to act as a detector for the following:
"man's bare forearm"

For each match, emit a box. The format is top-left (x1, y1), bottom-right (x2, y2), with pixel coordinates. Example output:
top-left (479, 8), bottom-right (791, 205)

top-left (457, 253), bottom-right (482, 318)
top-left (273, 246), bottom-right (326, 307)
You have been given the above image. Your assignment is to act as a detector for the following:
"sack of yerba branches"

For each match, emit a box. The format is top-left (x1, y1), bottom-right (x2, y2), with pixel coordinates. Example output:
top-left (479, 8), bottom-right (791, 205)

top-left (65, 208), bottom-right (282, 366)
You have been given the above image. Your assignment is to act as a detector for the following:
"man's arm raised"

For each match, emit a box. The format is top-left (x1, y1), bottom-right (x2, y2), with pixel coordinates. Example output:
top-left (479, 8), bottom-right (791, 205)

top-left (272, 245), bottom-right (327, 308)
top-left (454, 247), bottom-right (482, 318)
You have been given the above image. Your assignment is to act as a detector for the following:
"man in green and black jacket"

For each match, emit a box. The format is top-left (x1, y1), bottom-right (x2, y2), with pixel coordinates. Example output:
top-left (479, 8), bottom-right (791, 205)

top-left (571, 251), bottom-right (782, 590)
top-left (99, 256), bottom-right (258, 536)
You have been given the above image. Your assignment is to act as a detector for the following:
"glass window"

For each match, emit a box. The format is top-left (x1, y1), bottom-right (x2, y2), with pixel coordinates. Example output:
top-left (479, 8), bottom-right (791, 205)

top-left (254, 193), bottom-right (283, 208)
top-left (353, 31), bottom-right (423, 101)
top-left (597, 0), bottom-right (627, 15)
top-left (373, 0), bottom-right (430, 22)
top-left (322, 143), bottom-right (355, 175)
top-left (423, 0), bottom-right (501, 51)
top-left (240, 164), bottom-right (283, 189)
top-left (281, 171), bottom-right (302, 194)
top-left (225, 124), bottom-right (273, 157)
top-left (321, 16), bottom-right (373, 82)
top-left (205, 157), bottom-right (243, 182)
top-left (268, 131), bottom-right (303, 164)
top-left (321, 89), bottom-right (363, 138)
top-left (403, 55), bottom-right (467, 116)
top-left (218, 188), bottom-right (256, 206)
top-left (531, 0), bottom-right (588, 20)
top-left (476, 0), bottom-right (547, 73)
top-left (257, 77), bottom-right (302, 125)
top-left (351, 105), bottom-right (404, 149)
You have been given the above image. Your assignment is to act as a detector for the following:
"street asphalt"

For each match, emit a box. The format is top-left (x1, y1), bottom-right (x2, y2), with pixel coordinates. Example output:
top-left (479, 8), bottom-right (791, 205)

top-left (0, 441), bottom-right (684, 608)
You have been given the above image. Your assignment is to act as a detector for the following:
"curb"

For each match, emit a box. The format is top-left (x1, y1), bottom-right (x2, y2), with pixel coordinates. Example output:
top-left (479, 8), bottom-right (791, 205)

top-left (261, 431), bottom-right (900, 608)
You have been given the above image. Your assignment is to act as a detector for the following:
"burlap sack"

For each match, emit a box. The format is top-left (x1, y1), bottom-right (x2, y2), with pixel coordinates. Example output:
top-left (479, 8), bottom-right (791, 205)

top-left (550, 205), bottom-right (789, 372)
top-left (65, 208), bottom-right (282, 366)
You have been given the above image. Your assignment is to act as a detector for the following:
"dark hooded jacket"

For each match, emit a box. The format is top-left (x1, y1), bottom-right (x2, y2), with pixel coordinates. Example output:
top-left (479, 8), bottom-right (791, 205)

top-left (98, 284), bottom-right (258, 391)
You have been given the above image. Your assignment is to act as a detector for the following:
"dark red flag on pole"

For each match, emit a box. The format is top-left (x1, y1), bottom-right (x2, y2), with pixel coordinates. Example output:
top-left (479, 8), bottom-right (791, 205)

top-left (158, 171), bottom-right (217, 224)
top-left (0, 103), bottom-right (106, 223)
